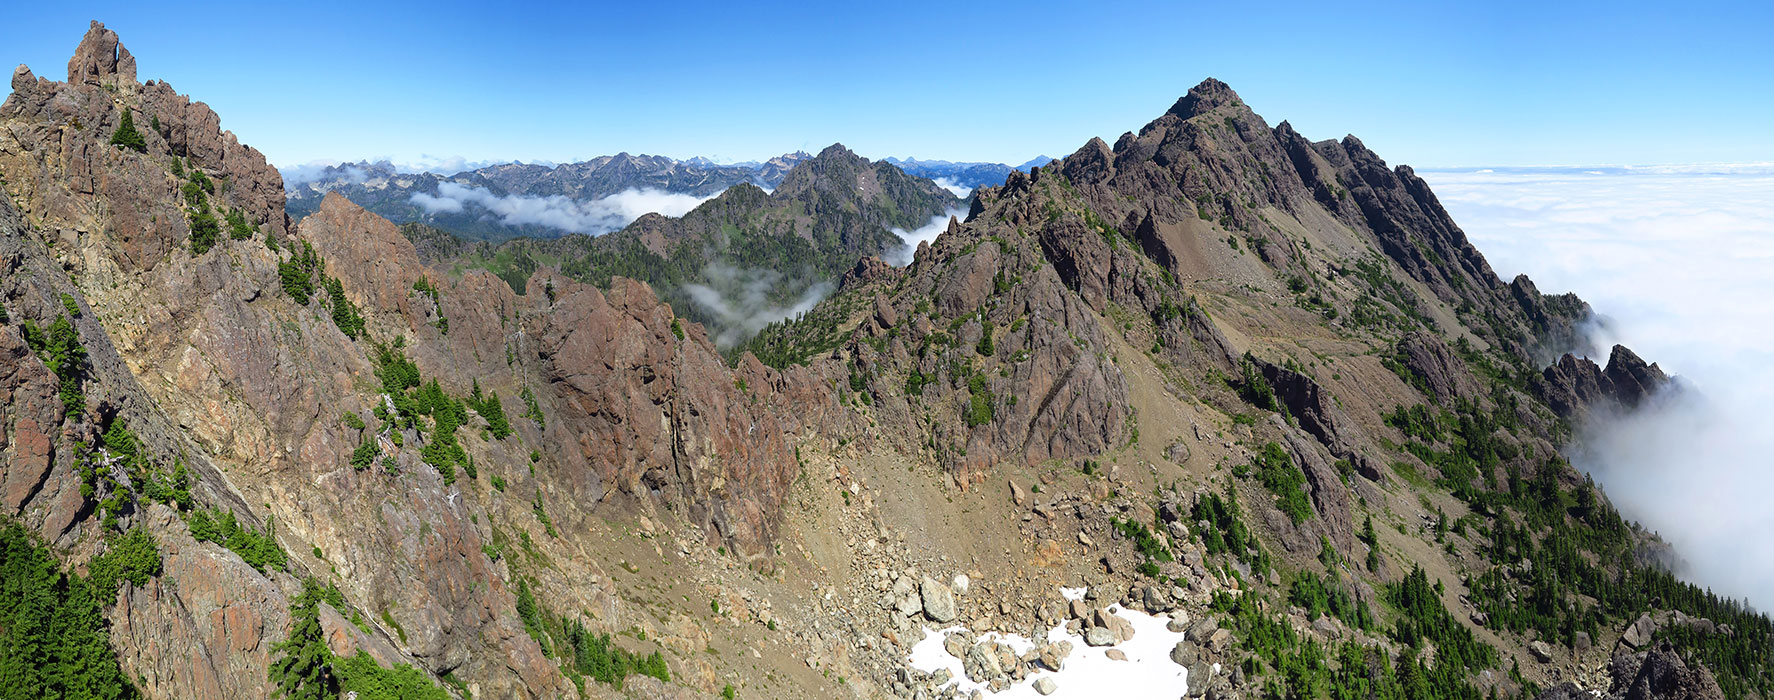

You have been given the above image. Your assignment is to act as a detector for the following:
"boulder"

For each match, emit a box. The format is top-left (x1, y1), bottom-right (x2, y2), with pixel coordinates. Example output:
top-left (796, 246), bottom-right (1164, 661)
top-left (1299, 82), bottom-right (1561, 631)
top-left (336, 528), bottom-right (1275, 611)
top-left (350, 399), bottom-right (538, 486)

top-left (944, 631), bottom-right (972, 659)
top-left (1621, 613), bottom-right (1657, 649)
top-left (1093, 608), bottom-right (1137, 643)
top-left (1187, 617), bottom-right (1220, 643)
top-left (963, 641), bottom-right (1004, 683)
top-left (1037, 641), bottom-right (1072, 671)
top-left (1207, 628), bottom-right (1233, 653)
top-left (894, 576), bottom-right (922, 617)
top-left (921, 577), bottom-right (958, 623)
top-left (1171, 640), bottom-right (1200, 667)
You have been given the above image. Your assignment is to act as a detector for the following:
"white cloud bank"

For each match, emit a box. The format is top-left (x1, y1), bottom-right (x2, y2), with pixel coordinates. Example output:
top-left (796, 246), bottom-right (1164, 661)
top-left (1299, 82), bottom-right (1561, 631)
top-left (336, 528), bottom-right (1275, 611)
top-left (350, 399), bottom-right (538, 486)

top-left (933, 177), bottom-right (973, 197)
top-left (887, 207), bottom-right (968, 266)
top-left (410, 182), bottom-right (718, 236)
top-left (1421, 165), bottom-right (1774, 609)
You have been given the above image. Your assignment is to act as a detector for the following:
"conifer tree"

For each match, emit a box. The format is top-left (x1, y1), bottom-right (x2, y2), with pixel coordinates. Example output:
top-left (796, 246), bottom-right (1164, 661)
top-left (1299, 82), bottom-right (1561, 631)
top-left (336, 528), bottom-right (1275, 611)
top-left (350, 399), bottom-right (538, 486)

top-left (109, 111), bottom-right (145, 153)
top-left (269, 580), bottom-right (336, 700)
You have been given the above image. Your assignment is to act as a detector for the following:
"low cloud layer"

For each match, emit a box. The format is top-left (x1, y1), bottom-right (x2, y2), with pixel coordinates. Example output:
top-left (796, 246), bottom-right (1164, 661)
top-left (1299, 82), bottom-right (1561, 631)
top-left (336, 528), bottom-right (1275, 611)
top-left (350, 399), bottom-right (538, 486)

top-left (682, 263), bottom-right (832, 349)
top-left (1422, 165), bottom-right (1774, 609)
top-left (886, 207), bottom-right (968, 266)
top-left (410, 182), bottom-right (717, 235)
top-left (932, 177), bottom-right (973, 198)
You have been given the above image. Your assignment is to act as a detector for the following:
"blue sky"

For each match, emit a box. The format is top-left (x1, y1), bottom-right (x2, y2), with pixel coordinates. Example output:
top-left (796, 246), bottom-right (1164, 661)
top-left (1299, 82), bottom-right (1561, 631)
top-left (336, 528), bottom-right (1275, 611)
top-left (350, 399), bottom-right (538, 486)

top-left (2, 0), bottom-right (1770, 170)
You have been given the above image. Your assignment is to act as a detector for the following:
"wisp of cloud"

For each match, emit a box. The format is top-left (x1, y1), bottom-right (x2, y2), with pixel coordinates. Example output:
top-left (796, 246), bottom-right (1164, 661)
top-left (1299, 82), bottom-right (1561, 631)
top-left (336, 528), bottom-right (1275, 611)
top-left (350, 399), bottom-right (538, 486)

top-left (410, 183), bottom-right (718, 236)
top-left (1422, 165), bottom-right (1774, 609)
top-left (887, 207), bottom-right (968, 266)
top-left (682, 262), bottom-right (833, 349)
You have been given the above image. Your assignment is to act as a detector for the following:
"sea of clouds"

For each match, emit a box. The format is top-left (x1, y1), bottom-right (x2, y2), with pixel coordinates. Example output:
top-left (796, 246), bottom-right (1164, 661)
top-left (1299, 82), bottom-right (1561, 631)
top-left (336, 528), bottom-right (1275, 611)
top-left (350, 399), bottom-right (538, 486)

top-left (410, 182), bottom-right (716, 236)
top-left (1421, 164), bottom-right (1774, 609)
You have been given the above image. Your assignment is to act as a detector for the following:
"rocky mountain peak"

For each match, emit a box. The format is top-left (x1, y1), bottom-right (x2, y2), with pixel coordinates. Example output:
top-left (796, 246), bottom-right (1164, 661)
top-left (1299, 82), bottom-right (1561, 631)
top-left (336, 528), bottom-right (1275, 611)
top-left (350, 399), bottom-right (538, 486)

top-left (66, 20), bottom-right (135, 87)
top-left (814, 142), bottom-right (861, 162)
top-left (1165, 76), bottom-right (1243, 119)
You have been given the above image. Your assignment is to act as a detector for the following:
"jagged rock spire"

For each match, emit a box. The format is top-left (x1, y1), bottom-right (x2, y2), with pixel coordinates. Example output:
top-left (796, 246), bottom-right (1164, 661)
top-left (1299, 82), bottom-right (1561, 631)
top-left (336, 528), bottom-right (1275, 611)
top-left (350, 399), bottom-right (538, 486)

top-left (66, 20), bottom-right (135, 87)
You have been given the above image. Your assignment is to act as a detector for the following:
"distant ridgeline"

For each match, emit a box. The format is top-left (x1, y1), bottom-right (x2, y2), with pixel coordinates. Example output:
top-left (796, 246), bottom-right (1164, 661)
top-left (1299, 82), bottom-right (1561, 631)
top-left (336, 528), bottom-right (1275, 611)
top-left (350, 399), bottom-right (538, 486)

top-left (399, 144), bottom-right (963, 349)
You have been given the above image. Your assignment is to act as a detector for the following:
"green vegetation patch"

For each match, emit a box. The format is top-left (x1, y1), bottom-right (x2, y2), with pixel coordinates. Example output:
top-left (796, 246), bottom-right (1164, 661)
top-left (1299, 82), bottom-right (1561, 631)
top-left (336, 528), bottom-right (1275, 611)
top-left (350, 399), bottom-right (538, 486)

top-left (0, 522), bottom-right (142, 699)
top-left (189, 508), bottom-right (288, 573)
top-left (1250, 441), bottom-right (1312, 523)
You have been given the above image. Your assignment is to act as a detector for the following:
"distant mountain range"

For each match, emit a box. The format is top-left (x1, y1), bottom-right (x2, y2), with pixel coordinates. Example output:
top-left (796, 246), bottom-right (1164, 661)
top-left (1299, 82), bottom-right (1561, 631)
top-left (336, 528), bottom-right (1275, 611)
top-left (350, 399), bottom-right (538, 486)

top-left (283, 151), bottom-right (818, 241)
top-left (882, 155), bottom-right (1054, 193)
top-left (402, 144), bottom-right (963, 346)
top-left (282, 151), bottom-right (1046, 242)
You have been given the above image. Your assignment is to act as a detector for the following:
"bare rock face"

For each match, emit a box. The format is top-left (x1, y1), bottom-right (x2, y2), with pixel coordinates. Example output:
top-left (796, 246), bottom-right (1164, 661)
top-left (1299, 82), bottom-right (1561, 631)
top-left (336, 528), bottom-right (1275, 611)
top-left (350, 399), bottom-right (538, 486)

top-left (1256, 358), bottom-right (1381, 484)
top-left (1273, 423), bottom-right (1358, 556)
top-left (1396, 331), bottom-right (1484, 402)
top-left (108, 507), bottom-right (291, 699)
top-left (1603, 345), bottom-right (1669, 408)
top-left (537, 275), bottom-right (803, 552)
top-left (0, 323), bottom-right (64, 517)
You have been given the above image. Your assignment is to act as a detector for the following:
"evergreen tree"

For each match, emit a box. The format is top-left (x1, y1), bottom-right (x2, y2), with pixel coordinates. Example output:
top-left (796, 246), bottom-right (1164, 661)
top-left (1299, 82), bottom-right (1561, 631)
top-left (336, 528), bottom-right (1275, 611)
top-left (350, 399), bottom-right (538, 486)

top-left (269, 580), bottom-right (336, 700)
top-left (189, 209), bottom-right (220, 254)
top-left (109, 111), bottom-right (145, 153)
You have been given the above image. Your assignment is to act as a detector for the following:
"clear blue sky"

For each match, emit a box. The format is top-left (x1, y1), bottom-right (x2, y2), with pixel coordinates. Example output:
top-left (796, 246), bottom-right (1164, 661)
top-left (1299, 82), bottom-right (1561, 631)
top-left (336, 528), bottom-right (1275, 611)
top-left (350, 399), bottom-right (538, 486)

top-left (2, 0), bottom-right (1769, 170)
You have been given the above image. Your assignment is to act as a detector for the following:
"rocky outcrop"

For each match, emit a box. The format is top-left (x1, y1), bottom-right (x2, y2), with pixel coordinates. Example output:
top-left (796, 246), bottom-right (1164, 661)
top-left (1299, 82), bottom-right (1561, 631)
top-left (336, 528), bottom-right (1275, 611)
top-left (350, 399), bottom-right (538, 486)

top-left (861, 217), bottom-right (1134, 479)
top-left (1603, 345), bottom-right (1669, 408)
top-left (0, 322), bottom-right (64, 518)
top-left (1538, 643), bottom-right (1724, 700)
top-left (1396, 331), bottom-right (1484, 402)
top-left (841, 254), bottom-right (895, 291)
top-left (1, 21), bottom-right (287, 277)
top-left (1536, 344), bottom-right (1670, 419)
top-left (1257, 358), bottom-right (1382, 483)
top-left (536, 274), bottom-right (805, 552)
top-left (1616, 643), bottom-right (1725, 700)
top-left (67, 20), bottom-right (136, 87)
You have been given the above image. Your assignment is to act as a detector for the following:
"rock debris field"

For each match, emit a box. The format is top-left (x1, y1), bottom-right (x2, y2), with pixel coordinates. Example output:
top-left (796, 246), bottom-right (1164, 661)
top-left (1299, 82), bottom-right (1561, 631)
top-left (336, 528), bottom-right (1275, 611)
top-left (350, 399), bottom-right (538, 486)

top-left (906, 587), bottom-right (1201, 698)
